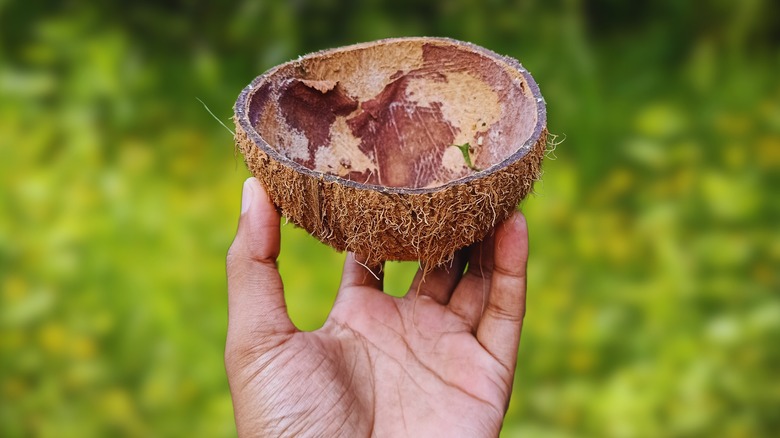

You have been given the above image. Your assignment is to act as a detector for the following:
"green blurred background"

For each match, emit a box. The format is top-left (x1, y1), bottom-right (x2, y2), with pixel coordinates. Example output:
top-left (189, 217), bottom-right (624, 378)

top-left (1, 0), bottom-right (778, 436)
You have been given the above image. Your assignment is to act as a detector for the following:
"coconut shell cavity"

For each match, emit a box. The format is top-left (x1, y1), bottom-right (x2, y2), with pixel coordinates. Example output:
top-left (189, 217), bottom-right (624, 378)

top-left (234, 37), bottom-right (547, 267)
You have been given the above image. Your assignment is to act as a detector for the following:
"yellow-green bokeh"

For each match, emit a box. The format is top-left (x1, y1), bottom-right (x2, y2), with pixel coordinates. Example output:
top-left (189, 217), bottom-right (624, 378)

top-left (1, 1), bottom-right (778, 436)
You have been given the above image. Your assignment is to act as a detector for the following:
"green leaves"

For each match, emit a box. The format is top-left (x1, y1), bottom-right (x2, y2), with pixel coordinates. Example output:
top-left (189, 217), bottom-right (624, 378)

top-left (451, 142), bottom-right (480, 171)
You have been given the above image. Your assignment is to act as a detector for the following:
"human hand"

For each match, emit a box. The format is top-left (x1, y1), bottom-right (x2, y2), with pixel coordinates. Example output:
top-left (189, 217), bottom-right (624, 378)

top-left (225, 177), bottom-right (529, 437)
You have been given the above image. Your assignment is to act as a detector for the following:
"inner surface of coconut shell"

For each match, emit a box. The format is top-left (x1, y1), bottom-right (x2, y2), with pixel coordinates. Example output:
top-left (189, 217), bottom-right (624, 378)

top-left (244, 39), bottom-right (539, 189)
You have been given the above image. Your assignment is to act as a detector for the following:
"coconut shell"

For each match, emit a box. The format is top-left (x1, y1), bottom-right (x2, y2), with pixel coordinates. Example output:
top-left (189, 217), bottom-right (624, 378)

top-left (234, 37), bottom-right (547, 267)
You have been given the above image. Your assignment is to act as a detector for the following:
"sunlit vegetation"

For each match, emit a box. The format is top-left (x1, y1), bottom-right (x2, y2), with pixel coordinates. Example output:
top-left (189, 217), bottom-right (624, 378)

top-left (1, 1), bottom-right (778, 436)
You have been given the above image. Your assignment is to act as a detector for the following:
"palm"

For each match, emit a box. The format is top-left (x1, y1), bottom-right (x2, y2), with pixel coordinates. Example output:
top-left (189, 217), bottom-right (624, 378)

top-left (226, 180), bottom-right (528, 437)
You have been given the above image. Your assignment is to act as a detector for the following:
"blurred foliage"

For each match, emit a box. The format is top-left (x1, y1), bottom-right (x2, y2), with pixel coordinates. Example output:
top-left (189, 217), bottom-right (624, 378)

top-left (1, 0), bottom-right (778, 436)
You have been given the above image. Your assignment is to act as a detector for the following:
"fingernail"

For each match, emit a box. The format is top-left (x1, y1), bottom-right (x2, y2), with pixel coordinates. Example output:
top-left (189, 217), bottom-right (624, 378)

top-left (241, 178), bottom-right (255, 215)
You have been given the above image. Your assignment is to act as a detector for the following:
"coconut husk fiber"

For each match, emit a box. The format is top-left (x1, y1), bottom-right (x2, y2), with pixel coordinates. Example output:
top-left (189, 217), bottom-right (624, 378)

top-left (234, 37), bottom-right (547, 267)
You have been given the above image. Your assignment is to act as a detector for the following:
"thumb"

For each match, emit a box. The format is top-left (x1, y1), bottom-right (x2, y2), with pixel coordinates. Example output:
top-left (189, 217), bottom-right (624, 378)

top-left (226, 178), bottom-right (295, 358)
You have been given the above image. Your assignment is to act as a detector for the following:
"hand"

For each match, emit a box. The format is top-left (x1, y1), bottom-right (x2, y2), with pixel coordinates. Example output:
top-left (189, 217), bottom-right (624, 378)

top-left (226, 177), bottom-right (530, 437)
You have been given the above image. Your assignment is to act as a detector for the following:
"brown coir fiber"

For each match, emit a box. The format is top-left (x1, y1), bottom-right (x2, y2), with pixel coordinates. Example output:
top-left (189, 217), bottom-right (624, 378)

top-left (234, 37), bottom-right (547, 267)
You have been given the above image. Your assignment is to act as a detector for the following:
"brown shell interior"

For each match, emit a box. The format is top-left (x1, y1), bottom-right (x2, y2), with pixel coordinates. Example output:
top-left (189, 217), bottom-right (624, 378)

top-left (246, 40), bottom-right (538, 189)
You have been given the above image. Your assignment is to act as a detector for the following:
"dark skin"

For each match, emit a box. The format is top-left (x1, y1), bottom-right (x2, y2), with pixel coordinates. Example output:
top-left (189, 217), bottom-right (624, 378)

top-left (226, 177), bottom-right (529, 437)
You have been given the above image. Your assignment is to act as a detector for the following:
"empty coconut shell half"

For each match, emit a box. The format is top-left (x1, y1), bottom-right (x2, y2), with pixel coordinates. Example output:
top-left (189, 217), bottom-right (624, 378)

top-left (234, 37), bottom-right (547, 267)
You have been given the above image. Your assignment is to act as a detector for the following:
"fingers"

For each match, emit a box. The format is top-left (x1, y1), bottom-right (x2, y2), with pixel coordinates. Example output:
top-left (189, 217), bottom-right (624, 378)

top-left (226, 178), bottom-right (295, 351)
top-left (340, 253), bottom-right (384, 290)
top-left (332, 253), bottom-right (385, 308)
top-left (448, 230), bottom-right (497, 329)
top-left (476, 212), bottom-right (529, 373)
top-left (406, 248), bottom-right (469, 305)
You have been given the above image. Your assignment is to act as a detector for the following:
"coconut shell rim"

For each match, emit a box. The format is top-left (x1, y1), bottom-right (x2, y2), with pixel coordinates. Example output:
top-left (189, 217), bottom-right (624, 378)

top-left (234, 36), bottom-right (547, 195)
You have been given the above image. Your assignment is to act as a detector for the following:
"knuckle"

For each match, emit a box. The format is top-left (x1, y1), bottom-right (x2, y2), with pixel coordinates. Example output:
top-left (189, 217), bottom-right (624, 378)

top-left (485, 301), bottom-right (523, 323)
top-left (492, 263), bottom-right (526, 281)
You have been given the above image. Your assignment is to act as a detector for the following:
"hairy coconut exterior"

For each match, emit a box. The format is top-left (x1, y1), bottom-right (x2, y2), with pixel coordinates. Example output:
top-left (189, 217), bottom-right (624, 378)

top-left (235, 37), bottom-right (547, 267)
